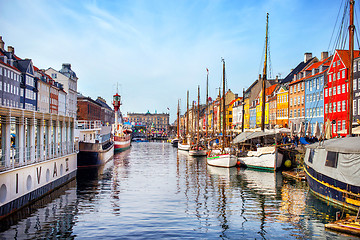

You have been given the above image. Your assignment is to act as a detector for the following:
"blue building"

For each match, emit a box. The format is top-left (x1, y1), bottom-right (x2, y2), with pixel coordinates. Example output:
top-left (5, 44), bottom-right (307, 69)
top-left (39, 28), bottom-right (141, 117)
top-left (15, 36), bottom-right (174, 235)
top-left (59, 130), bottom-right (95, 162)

top-left (249, 107), bottom-right (256, 129)
top-left (304, 53), bottom-right (331, 135)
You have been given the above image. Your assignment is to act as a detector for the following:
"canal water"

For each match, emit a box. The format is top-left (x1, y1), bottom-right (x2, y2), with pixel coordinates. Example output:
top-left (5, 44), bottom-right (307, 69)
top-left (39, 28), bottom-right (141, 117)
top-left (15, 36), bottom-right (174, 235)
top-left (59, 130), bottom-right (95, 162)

top-left (0, 142), bottom-right (358, 239)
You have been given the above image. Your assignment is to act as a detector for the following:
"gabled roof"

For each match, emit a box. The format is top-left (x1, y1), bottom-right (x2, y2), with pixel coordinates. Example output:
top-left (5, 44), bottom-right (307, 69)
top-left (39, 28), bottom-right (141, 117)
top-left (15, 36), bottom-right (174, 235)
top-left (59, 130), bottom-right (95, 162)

top-left (265, 84), bottom-right (277, 96)
top-left (336, 49), bottom-right (360, 68)
top-left (280, 57), bottom-right (316, 84)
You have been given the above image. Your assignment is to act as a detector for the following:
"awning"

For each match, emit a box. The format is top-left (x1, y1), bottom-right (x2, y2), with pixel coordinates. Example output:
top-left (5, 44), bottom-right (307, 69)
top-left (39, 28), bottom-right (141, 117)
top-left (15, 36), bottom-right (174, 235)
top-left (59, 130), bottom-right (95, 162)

top-left (232, 130), bottom-right (276, 144)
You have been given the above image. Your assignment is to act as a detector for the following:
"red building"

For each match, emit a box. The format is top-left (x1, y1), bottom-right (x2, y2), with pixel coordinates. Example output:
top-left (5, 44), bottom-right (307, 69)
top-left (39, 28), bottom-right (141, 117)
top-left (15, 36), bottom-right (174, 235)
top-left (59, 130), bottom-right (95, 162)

top-left (324, 49), bottom-right (360, 137)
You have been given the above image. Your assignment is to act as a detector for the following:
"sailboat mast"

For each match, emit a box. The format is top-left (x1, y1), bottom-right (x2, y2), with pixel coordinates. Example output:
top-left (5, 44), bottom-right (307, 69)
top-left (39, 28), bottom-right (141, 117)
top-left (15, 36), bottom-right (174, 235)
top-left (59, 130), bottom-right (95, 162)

top-left (222, 58), bottom-right (226, 150)
top-left (197, 85), bottom-right (200, 146)
top-left (242, 88), bottom-right (245, 132)
top-left (261, 13), bottom-right (269, 132)
top-left (349, 0), bottom-right (355, 135)
top-left (177, 99), bottom-right (180, 139)
top-left (206, 69), bottom-right (209, 137)
top-left (186, 90), bottom-right (189, 140)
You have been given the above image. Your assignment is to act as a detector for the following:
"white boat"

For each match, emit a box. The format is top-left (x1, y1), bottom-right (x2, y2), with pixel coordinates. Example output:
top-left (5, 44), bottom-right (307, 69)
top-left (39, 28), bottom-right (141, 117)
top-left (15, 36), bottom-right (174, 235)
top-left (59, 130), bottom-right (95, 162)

top-left (238, 146), bottom-right (284, 171)
top-left (207, 153), bottom-right (237, 168)
top-left (178, 142), bottom-right (190, 151)
top-left (189, 149), bottom-right (207, 156)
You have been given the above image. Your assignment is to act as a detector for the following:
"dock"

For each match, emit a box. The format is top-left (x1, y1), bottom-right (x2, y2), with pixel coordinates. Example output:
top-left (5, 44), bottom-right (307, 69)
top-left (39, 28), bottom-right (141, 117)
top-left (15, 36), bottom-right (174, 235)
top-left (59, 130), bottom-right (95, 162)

top-left (325, 216), bottom-right (360, 237)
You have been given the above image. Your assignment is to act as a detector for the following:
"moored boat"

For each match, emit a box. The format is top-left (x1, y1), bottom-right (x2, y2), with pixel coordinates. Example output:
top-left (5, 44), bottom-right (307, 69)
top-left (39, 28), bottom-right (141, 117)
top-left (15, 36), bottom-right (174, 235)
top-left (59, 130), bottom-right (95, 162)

top-left (206, 58), bottom-right (237, 168)
top-left (76, 120), bottom-right (114, 167)
top-left (112, 91), bottom-right (131, 152)
top-left (304, 137), bottom-right (360, 211)
top-left (238, 146), bottom-right (284, 171)
top-left (178, 142), bottom-right (190, 151)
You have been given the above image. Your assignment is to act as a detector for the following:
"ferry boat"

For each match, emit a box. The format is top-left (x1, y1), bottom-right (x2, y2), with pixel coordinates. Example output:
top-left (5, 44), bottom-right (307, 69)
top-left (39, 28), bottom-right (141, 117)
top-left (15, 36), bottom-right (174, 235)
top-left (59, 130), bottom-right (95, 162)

top-left (112, 91), bottom-right (131, 152)
top-left (75, 120), bottom-right (114, 167)
top-left (0, 106), bottom-right (77, 219)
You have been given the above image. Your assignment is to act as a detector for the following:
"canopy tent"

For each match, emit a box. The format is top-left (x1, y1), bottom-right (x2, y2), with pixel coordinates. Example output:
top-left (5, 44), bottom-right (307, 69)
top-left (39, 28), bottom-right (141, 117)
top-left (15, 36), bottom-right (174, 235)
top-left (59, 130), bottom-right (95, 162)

top-left (232, 130), bottom-right (277, 144)
top-left (305, 123), bottom-right (312, 136)
top-left (297, 123), bottom-right (305, 137)
top-left (325, 119), bottom-right (331, 139)
top-left (313, 121), bottom-right (321, 139)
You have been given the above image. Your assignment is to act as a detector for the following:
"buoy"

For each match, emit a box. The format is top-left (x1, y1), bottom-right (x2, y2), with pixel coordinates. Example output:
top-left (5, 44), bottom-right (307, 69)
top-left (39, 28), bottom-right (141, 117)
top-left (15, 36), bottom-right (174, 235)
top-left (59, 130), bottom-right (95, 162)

top-left (284, 160), bottom-right (292, 168)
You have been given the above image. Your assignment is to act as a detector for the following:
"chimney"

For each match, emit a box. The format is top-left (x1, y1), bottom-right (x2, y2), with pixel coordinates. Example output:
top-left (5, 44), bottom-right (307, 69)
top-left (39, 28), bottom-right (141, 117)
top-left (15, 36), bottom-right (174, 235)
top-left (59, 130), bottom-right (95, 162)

top-left (321, 51), bottom-right (329, 61)
top-left (304, 52), bottom-right (312, 62)
top-left (0, 36), bottom-right (4, 50)
top-left (7, 46), bottom-right (14, 54)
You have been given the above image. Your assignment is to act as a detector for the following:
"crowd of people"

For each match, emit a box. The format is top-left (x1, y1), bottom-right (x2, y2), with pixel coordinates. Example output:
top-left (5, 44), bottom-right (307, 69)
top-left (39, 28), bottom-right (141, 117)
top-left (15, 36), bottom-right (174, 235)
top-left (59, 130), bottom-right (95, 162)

top-left (280, 133), bottom-right (319, 147)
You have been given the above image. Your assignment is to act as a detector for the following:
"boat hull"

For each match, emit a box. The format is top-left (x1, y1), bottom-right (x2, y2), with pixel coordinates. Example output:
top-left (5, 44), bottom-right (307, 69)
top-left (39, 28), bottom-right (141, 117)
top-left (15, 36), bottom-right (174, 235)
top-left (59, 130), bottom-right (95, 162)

top-left (207, 154), bottom-right (237, 168)
top-left (77, 142), bottom-right (114, 167)
top-left (114, 135), bottom-right (131, 152)
top-left (178, 143), bottom-right (190, 151)
top-left (189, 150), bottom-right (207, 156)
top-left (238, 151), bottom-right (283, 172)
top-left (0, 153), bottom-right (77, 219)
top-left (304, 164), bottom-right (360, 212)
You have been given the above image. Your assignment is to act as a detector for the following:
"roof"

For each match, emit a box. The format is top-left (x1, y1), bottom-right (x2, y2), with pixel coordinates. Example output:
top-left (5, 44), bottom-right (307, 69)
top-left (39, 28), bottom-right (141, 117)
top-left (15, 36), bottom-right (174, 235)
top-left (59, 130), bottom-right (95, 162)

top-left (307, 136), bottom-right (360, 154)
top-left (280, 57), bottom-right (316, 84)
top-left (95, 98), bottom-right (113, 110)
top-left (265, 84), bottom-right (277, 96)
top-left (0, 58), bottom-right (21, 72)
top-left (336, 49), bottom-right (360, 68)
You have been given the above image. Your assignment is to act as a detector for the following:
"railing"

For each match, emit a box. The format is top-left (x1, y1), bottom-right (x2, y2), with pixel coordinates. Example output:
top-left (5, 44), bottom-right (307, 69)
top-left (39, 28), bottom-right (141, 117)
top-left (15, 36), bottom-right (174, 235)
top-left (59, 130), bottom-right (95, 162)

top-left (76, 120), bottom-right (103, 130)
top-left (0, 142), bottom-right (75, 172)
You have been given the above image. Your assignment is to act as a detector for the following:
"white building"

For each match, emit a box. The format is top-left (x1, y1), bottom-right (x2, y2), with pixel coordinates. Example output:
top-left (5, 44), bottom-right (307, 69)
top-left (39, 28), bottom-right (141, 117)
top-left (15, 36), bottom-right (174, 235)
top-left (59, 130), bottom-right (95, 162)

top-left (46, 63), bottom-right (78, 118)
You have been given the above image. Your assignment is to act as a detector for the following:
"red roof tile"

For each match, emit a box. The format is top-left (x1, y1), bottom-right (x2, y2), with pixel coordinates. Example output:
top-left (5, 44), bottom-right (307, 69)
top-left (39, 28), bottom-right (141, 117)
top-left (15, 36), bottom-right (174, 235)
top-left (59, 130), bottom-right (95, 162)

top-left (336, 49), bottom-right (360, 68)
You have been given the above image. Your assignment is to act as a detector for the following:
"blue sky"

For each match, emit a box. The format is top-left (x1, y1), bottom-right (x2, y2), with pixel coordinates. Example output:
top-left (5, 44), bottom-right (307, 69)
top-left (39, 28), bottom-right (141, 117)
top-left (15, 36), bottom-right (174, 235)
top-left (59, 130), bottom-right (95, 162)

top-left (0, 0), bottom-right (352, 122)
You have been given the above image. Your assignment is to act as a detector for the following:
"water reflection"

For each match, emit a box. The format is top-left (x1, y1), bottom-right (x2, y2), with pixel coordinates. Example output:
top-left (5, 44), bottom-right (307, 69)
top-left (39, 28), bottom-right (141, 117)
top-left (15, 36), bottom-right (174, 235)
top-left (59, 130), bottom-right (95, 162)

top-left (0, 142), bottom-right (357, 239)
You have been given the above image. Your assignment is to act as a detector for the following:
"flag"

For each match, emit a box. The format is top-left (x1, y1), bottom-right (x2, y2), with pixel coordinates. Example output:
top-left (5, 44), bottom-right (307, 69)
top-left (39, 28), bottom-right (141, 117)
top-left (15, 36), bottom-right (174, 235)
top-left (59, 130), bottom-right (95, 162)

top-left (167, 107), bottom-right (170, 110)
top-left (206, 68), bottom-right (209, 74)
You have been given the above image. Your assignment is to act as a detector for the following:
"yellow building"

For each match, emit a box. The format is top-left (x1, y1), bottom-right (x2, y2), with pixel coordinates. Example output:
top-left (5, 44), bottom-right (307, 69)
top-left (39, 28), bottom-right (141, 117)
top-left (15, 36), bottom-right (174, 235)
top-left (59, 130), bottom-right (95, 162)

top-left (276, 85), bottom-right (289, 128)
top-left (244, 98), bottom-right (250, 129)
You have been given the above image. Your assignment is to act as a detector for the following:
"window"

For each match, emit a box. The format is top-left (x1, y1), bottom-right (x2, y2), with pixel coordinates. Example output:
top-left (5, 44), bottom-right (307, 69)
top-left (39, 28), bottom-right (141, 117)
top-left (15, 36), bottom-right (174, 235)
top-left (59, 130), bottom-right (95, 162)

top-left (333, 86), bottom-right (336, 95)
top-left (301, 82), bottom-right (304, 91)
top-left (333, 102), bottom-right (336, 112)
top-left (294, 110), bottom-right (297, 117)
top-left (358, 99), bottom-right (360, 115)
top-left (301, 96), bottom-right (304, 104)
top-left (342, 84), bottom-right (345, 93)
top-left (358, 79), bottom-right (360, 90)
top-left (342, 100), bottom-right (346, 111)
top-left (337, 101), bottom-right (341, 112)
top-left (290, 86), bottom-right (293, 94)
top-left (342, 70), bottom-right (345, 78)
top-left (358, 61), bottom-right (360, 71)
top-left (338, 120), bottom-right (341, 131)
top-left (342, 120), bottom-right (346, 131)
top-left (325, 151), bottom-right (338, 168)
top-left (317, 78), bottom-right (319, 89)
top-left (320, 106), bottom-right (323, 115)
top-left (337, 85), bottom-right (341, 94)
top-left (290, 110), bottom-right (292, 118)
top-left (354, 100), bottom-right (357, 115)
top-left (337, 72), bottom-right (340, 80)
top-left (320, 92), bottom-right (323, 100)
top-left (329, 74), bottom-right (332, 82)
top-left (298, 96), bottom-right (300, 105)
top-left (298, 109), bottom-right (301, 117)
top-left (308, 149), bottom-right (315, 163)
top-left (354, 79), bottom-right (357, 90)
top-left (329, 103), bottom-right (332, 113)
top-left (290, 98), bottom-right (292, 106)
top-left (325, 89), bottom-right (328, 97)
top-left (306, 109), bottom-right (309, 117)
top-left (306, 95), bottom-right (309, 102)
top-left (302, 108), bottom-right (305, 117)
top-left (355, 62), bottom-right (357, 72)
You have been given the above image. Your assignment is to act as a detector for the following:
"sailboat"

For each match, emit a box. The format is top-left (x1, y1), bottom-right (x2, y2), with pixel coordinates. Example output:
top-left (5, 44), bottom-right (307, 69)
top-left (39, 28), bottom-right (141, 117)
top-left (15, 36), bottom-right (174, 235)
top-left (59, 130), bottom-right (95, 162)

top-left (207, 59), bottom-right (237, 167)
top-left (189, 86), bottom-right (207, 156)
top-left (178, 91), bottom-right (191, 151)
top-left (303, 0), bottom-right (360, 211)
top-left (237, 13), bottom-right (285, 171)
top-left (171, 99), bottom-right (180, 147)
